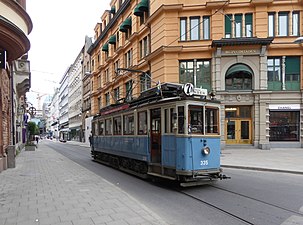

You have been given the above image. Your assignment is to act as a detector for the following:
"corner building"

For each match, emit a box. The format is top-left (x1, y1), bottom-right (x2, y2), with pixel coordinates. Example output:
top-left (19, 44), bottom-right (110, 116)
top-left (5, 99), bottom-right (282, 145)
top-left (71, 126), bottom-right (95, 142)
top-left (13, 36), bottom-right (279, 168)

top-left (89, 0), bottom-right (303, 150)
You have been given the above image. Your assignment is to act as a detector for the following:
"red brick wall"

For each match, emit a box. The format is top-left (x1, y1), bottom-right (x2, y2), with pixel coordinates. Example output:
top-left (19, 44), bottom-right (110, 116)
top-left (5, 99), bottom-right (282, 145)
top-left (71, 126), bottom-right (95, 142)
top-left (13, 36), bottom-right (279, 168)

top-left (0, 69), bottom-right (11, 156)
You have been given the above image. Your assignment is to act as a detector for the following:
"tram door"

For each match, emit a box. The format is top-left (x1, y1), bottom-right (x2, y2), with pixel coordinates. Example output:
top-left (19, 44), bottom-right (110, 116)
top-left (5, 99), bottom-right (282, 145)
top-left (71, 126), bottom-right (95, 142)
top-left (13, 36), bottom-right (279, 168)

top-left (150, 108), bottom-right (161, 164)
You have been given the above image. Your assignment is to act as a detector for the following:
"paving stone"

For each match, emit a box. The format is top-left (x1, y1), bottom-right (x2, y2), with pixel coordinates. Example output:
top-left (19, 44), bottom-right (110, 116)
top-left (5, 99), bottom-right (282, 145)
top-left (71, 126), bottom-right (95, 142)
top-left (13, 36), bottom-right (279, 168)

top-left (0, 143), bottom-right (168, 225)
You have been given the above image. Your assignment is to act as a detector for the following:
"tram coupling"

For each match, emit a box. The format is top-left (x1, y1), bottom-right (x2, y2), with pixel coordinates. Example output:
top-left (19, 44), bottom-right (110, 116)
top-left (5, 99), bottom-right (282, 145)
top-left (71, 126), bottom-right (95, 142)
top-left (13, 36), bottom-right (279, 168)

top-left (218, 174), bottom-right (231, 180)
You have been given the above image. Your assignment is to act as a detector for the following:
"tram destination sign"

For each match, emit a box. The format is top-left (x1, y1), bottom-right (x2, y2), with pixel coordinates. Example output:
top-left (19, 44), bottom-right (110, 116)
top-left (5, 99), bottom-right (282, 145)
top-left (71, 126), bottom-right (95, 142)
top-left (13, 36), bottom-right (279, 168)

top-left (183, 83), bottom-right (207, 97)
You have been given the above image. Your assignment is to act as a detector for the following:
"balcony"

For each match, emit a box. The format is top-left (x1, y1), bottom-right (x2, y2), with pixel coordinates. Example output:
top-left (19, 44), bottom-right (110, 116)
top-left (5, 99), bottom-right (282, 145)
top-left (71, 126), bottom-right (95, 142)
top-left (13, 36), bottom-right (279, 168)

top-left (13, 59), bottom-right (31, 96)
top-left (0, 0), bottom-right (32, 61)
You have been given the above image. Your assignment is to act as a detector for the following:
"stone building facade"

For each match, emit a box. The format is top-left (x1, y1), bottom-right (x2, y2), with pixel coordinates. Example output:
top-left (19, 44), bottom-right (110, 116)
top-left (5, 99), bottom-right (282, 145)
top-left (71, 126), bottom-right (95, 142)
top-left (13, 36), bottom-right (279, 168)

top-left (0, 0), bottom-right (32, 172)
top-left (88, 0), bottom-right (303, 150)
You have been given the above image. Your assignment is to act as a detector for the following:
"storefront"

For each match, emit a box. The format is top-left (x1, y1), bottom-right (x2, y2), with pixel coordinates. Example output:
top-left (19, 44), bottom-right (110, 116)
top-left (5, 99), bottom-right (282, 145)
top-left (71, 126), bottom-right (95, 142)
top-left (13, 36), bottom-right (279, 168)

top-left (269, 104), bottom-right (300, 146)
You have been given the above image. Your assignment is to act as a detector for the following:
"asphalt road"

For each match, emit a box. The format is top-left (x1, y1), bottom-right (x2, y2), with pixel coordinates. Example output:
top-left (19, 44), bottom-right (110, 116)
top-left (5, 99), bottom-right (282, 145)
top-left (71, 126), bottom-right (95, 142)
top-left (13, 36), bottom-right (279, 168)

top-left (45, 140), bottom-right (303, 225)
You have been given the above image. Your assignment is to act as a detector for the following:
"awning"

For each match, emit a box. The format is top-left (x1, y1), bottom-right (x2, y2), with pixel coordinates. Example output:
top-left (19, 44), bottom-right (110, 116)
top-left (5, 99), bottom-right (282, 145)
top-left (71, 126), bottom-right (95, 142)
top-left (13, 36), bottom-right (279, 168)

top-left (226, 64), bottom-right (253, 77)
top-left (138, 0), bottom-right (149, 12)
top-left (102, 43), bottom-right (109, 51)
top-left (123, 17), bottom-right (132, 29)
top-left (110, 6), bottom-right (115, 14)
top-left (134, 5), bottom-right (143, 17)
top-left (108, 35), bottom-right (116, 44)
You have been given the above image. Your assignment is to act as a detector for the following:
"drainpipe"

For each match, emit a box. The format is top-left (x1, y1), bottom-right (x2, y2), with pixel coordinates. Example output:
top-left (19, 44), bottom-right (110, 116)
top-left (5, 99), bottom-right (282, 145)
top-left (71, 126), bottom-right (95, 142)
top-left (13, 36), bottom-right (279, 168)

top-left (10, 63), bottom-right (15, 145)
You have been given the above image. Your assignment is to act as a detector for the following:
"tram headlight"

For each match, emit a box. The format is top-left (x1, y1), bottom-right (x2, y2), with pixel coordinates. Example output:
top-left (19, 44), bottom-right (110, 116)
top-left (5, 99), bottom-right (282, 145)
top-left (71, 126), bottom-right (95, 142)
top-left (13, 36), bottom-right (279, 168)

top-left (202, 146), bottom-right (210, 155)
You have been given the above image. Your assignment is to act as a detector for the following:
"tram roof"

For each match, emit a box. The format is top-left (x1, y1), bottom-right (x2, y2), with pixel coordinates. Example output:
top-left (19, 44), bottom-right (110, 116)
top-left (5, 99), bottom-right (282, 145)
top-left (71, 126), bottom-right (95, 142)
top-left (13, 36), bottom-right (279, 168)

top-left (94, 83), bottom-right (220, 119)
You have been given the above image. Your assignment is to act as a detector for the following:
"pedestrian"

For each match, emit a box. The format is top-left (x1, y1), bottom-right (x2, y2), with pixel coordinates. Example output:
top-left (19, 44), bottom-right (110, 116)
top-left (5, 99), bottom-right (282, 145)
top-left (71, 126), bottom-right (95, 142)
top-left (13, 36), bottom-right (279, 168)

top-left (89, 133), bottom-right (92, 146)
top-left (35, 136), bottom-right (39, 144)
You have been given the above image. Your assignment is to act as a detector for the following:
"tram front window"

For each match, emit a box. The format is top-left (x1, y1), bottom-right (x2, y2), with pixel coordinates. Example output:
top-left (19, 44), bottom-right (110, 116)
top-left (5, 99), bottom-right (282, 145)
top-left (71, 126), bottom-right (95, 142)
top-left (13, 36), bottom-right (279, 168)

top-left (189, 105), bottom-right (204, 134)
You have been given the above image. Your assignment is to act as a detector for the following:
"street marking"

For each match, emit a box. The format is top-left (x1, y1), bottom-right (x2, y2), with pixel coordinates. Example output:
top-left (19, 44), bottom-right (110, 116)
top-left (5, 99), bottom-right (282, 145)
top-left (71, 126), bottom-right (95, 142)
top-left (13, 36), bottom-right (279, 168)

top-left (280, 215), bottom-right (303, 225)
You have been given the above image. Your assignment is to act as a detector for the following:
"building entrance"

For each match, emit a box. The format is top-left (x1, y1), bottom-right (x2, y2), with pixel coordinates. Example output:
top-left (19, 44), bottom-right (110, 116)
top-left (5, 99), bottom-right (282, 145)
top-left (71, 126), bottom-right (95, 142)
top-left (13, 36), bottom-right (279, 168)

top-left (225, 106), bottom-right (252, 144)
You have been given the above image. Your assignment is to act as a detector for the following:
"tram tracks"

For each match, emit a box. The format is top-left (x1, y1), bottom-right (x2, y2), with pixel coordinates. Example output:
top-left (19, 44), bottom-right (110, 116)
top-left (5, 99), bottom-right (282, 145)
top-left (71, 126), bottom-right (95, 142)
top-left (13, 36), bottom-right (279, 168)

top-left (176, 184), bottom-right (303, 225)
top-left (209, 185), bottom-right (303, 217)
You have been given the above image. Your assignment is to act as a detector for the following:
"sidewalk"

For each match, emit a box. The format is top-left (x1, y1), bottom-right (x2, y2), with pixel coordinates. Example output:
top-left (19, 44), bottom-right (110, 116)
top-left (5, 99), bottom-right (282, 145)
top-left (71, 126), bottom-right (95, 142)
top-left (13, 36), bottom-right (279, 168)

top-left (0, 143), bottom-right (168, 225)
top-left (221, 147), bottom-right (303, 175)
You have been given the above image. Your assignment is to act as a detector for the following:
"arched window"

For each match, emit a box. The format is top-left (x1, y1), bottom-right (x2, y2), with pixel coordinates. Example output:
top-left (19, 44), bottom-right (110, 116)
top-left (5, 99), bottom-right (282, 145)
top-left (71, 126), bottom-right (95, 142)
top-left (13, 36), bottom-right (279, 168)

top-left (225, 64), bottom-right (253, 90)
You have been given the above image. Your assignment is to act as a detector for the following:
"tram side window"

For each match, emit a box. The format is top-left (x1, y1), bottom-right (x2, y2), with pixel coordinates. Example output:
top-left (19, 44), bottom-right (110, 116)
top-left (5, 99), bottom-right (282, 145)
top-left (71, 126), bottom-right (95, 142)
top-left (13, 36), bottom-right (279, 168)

top-left (98, 120), bottom-right (104, 135)
top-left (165, 109), bottom-right (169, 133)
top-left (165, 108), bottom-right (176, 133)
top-left (123, 114), bottom-right (134, 135)
top-left (189, 105), bottom-right (204, 134)
top-left (92, 121), bottom-right (98, 136)
top-left (138, 111), bottom-right (147, 135)
top-left (105, 118), bottom-right (112, 135)
top-left (205, 107), bottom-right (219, 134)
top-left (178, 106), bottom-right (185, 134)
top-left (113, 116), bottom-right (122, 135)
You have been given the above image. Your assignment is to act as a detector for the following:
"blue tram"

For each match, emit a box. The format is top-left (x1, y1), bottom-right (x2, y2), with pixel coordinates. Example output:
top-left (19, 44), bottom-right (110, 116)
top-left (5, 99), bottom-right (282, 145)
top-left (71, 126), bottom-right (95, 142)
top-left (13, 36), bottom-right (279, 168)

top-left (91, 83), bottom-right (228, 186)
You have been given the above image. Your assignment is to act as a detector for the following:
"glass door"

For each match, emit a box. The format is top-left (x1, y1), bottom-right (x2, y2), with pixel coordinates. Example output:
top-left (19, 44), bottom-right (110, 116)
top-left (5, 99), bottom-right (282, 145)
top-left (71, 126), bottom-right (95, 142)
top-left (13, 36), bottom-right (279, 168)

top-left (225, 119), bottom-right (251, 144)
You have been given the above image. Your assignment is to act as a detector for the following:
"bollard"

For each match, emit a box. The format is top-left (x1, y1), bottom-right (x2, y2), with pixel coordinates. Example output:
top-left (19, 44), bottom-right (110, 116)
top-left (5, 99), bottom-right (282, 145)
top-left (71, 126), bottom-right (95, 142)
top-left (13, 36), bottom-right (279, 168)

top-left (7, 145), bottom-right (15, 168)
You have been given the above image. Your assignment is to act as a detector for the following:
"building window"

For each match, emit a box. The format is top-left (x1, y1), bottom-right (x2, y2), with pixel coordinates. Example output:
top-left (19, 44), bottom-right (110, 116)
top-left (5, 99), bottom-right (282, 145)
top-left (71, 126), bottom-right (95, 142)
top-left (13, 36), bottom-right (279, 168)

top-left (180, 17), bottom-right (187, 41)
top-left (235, 14), bottom-right (242, 38)
top-left (285, 56), bottom-right (300, 91)
top-left (225, 64), bottom-right (253, 90)
top-left (140, 72), bottom-right (151, 92)
top-left (267, 58), bottom-right (282, 90)
top-left (179, 59), bottom-right (211, 91)
top-left (114, 59), bottom-right (119, 76)
top-left (139, 36), bottom-right (149, 58)
top-left (97, 75), bottom-right (101, 88)
top-left (105, 92), bottom-right (110, 106)
top-left (116, 32), bottom-right (120, 48)
top-left (268, 13), bottom-right (275, 37)
top-left (225, 14), bottom-right (232, 38)
top-left (105, 68), bottom-right (110, 83)
top-left (278, 12), bottom-right (288, 36)
top-left (114, 86), bottom-right (120, 102)
top-left (269, 111), bottom-right (299, 141)
top-left (203, 16), bottom-right (210, 40)
top-left (190, 17), bottom-right (200, 40)
top-left (245, 13), bottom-right (253, 37)
top-left (125, 80), bottom-right (132, 101)
top-left (124, 49), bottom-right (132, 68)
top-left (292, 11), bottom-right (300, 36)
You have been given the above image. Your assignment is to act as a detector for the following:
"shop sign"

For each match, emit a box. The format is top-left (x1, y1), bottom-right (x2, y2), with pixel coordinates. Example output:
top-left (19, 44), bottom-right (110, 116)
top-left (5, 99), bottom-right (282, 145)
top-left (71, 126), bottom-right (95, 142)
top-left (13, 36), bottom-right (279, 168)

top-left (269, 104), bottom-right (300, 110)
top-left (223, 49), bottom-right (259, 55)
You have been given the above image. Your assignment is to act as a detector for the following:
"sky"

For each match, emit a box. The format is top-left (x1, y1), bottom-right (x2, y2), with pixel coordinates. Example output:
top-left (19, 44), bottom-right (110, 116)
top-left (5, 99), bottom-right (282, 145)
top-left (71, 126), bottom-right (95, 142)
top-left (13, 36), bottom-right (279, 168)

top-left (26, 0), bottom-right (110, 109)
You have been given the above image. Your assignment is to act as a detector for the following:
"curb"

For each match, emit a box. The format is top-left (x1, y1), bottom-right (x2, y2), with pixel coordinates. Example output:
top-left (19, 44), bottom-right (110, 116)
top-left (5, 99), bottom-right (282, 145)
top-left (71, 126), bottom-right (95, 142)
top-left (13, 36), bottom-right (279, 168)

top-left (222, 165), bottom-right (303, 175)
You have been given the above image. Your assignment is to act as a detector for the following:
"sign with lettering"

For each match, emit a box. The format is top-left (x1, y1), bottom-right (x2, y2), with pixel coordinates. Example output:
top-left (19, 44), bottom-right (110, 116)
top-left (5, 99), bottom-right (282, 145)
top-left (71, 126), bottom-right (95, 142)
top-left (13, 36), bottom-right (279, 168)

top-left (183, 83), bottom-right (207, 97)
top-left (224, 49), bottom-right (259, 55)
top-left (0, 50), bottom-right (6, 69)
top-left (269, 104), bottom-right (300, 110)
